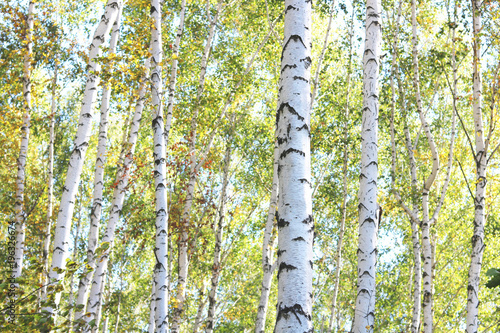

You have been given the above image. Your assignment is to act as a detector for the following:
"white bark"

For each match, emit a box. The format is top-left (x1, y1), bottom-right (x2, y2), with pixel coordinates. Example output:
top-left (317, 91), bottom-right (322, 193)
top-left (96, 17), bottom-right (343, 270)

top-left (148, 278), bottom-right (155, 333)
top-left (13, 0), bottom-right (34, 281)
top-left (352, 1), bottom-right (382, 332)
top-left (45, 0), bottom-right (122, 315)
top-left (467, 0), bottom-right (487, 331)
top-left (150, 1), bottom-right (169, 331)
top-left (410, 2), bottom-right (440, 331)
top-left (74, 9), bottom-right (121, 323)
top-left (41, 66), bottom-right (57, 301)
top-left (205, 139), bottom-right (232, 333)
top-left (274, 0), bottom-right (313, 332)
top-left (172, 2), bottom-right (223, 331)
top-left (164, 0), bottom-right (186, 143)
top-left (254, 142), bottom-right (278, 333)
top-left (84, 59), bottom-right (149, 331)
top-left (388, 3), bottom-right (422, 331)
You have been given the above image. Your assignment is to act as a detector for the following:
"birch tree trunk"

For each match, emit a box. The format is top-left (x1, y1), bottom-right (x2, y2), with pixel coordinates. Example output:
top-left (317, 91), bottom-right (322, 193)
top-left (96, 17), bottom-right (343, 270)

top-left (150, 1), bottom-right (169, 331)
top-left (74, 9), bottom-right (121, 323)
top-left (205, 127), bottom-right (234, 333)
top-left (467, 0), bottom-right (487, 331)
top-left (45, 0), bottom-right (122, 315)
top-left (84, 60), bottom-right (149, 331)
top-left (13, 0), bottom-right (34, 281)
top-left (41, 66), bottom-right (57, 301)
top-left (254, 142), bottom-right (278, 333)
top-left (388, 3), bottom-right (422, 331)
top-left (274, 0), bottom-right (313, 331)
top-left (410, 2), bottom-right (440, 331)
top-left (172, 2), bottom-right (223, 330)
top-left (164, 0), bottom-right (186, 143)
top-left (352, 1), bottom-right (382, 332)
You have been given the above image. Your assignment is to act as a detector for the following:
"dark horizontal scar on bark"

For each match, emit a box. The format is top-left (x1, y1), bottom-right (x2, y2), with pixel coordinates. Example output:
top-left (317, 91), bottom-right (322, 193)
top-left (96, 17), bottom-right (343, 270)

top-left (277, 262), bottom-right (297, 279)
top-left (293, 76), bottom-right (309, 83)
top-left (280, 148), bottom-right (305, 159)
top-left (292, 237), bottom-right (305, 242)
top-left (276, 102), bottom-right (304, 125)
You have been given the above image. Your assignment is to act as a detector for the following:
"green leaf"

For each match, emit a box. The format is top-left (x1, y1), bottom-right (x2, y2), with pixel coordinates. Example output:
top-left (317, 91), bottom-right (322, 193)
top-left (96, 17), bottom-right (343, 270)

top-left (485, 268), bottom-right (500, 289)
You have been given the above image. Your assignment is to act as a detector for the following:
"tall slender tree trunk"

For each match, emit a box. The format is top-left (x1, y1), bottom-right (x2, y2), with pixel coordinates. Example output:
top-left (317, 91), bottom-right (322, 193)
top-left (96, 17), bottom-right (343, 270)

top-left (192, 279), bottom-right (209, 333)
top-left (327, 23), bottom-right (353, 333)
top-left (150, 1), bottom-right (169, 331)
top-left (172, 2), bottom-right (223, 330)
top-left (274, 0), bottom-right (313, 331)
top-left (84, 60), bottom-right (149, 331)
top-left (410, 2), bottom-right (440, 331)
top-left (206, 128), bottom-right (233, 333)
top-left (13, 0), bottom-right (34, 281)
top-left (67, 203), bottom-right (82, 328)
top-left (41, 66), bottom-right (57, 301)
top-left (74, 9), bottom-right (122, 323)
top-left (254, 142), bottom-right (278, 333)
top-left (164, 0), bottom-right (186, 143)
top-left (389, 3), bottom-right (422, 330)
top-left (45, 0), bottom-right (122, 316)
top-left (467, 0), bottom-right (487, 331)
top-left (352, 1), bottom-right (382, 332)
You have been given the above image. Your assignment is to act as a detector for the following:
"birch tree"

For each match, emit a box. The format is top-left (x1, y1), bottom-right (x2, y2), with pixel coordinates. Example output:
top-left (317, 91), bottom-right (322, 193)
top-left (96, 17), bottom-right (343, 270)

top-left (254, 142), bottom-right (278, 333)
top-left (41, 66), bottom-right (57, 301)
top-left (172, 2), bottom-right (223, 330)
top-left (44, 0), bottom-right (122, 315)
top-left (467, 0), bottom-right (487, 330)
top-left (205, 127), bottom-right (233, 333)
top-left (74, 8), bottom-right (121, 323)
top-left (352, 1), bottom-right (382, 332)
top-left (274, 0), bottom-right (314, 331)
top-left (83, 60), bottom-right (149, 331)
top-left (13, 0), bottom-right (34, 281)
top-left (150, 0), bottom-right (169, 331)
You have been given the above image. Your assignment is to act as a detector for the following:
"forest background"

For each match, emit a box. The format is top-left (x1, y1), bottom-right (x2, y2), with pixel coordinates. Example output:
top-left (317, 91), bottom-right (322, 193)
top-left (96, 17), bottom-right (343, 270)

top-left (1, 0), bottom-right (500, 332)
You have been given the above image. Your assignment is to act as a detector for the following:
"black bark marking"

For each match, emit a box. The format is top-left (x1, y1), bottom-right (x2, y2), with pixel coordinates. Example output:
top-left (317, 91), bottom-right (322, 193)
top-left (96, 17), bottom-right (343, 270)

top-left (277, 262), bottom-right (297, 279)
top-left (277, 136), bottom-right (288, 145)
top-left (276, 302), bottom-right (311, 326)
top-left (285, 5), bottom-right (298, 13)
top-left (292, 237), bottom-right (305, 242)
top-left (277, 249), bottom-right (286, 257)
top-left (298, 178), bottom-right (312, 187)
top-left (293, 76), bottom-right (309, 83)
top-left (280, 148), bottom-right (305, 159)
top-left (301, 215), bottom-right (313, 224)
top-left (281, 64), bottom-right (297, 73)
top-left (276, 102), bottom-right (304, 125)
top-left (277, 217), bottom-right (290, 229)
top-left (296, 124), bottom-right (310, 136)
top-left (281, 35), bottom-right (307, 60)
top-left (309, 260), bottom-right (313, 269)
